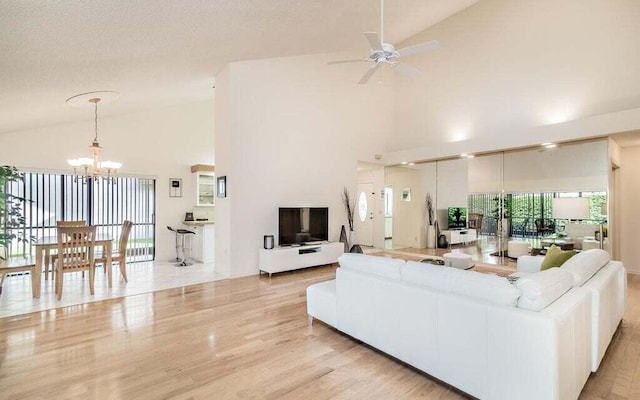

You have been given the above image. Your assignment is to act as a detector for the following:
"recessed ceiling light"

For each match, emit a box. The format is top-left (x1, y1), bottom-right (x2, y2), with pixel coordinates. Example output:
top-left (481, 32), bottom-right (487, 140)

top-left (460, 153), bottom-right (468, 157)
top-left (408, 162), bottom-right (415, 166)
top-left (544, 143), bottom-right (557, 148)
top-left (401, 161), bottom-right (408, 165)
top-left (466, 155), bottom-right (475, 158)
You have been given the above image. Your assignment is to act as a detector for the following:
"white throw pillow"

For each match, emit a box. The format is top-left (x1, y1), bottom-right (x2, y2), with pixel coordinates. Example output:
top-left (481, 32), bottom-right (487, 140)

top-left (515, 268), bottom-right (574, 311)
top-left (561, 249), bottom-right (610, 287)
top-left (338, 253), bottom-right (404, 281)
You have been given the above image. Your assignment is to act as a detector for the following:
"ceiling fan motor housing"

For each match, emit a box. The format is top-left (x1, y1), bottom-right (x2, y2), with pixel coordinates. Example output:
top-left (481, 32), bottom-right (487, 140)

top-left (370, 43), bottom-right (397, 63)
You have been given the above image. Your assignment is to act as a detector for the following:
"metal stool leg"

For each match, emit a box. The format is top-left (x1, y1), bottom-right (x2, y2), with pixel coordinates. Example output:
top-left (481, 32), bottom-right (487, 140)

top-left (167, 226), bottom-right (182, 262)
top-left (176, 229), bottom-right (195, 267)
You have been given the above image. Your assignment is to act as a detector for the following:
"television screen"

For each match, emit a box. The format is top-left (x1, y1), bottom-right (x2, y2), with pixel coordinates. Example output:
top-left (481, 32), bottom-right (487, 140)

top-left (278, 207), bottom-right (329, 246)
top-left (448, 207), bottom-right (467, 229)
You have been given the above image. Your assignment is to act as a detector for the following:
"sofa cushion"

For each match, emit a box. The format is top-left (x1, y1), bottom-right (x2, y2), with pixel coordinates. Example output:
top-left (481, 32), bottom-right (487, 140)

top-left (541, 245), bottom-right (577, 270)
top-left (402, 261), bottom-right (458, 292)
top-left (561, 249), bottom-right (610, 287)
top-left (338, 253), bottom-right (404, 281)
top-left (450, 270), bottom-right (522, 307)
top-left (515, 267), bottom-right (574, 311)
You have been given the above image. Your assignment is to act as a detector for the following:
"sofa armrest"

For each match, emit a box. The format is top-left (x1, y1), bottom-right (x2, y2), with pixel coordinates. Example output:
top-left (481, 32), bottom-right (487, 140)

top-left (517, 255), bottom-right (544, 273)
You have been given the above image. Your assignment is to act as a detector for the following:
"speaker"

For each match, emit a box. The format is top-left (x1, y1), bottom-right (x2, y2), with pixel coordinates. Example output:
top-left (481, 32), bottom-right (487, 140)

top-left (264, 235), bottom-right (274, 249)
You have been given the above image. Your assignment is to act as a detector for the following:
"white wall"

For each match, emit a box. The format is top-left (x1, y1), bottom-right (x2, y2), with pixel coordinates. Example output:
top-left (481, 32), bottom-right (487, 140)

top-left (468, 154), bottom-right (502, 194)
top-left (214, 53), bottom-right (393, 278)
top-left (619, 146), bottom-right (640, 273)
top-left (385, 166), bottom-right (424, 248)
top-left (435, 159), bottom-right (469, 229)
top-left (0, 100), bottom-right (215, 262)
top-left (385, 0), bottom-right (640, 163)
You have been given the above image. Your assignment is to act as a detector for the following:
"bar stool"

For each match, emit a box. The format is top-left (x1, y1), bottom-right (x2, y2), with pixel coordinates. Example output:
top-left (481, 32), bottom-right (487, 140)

top-left (167, 226), bottom-right (196, 266)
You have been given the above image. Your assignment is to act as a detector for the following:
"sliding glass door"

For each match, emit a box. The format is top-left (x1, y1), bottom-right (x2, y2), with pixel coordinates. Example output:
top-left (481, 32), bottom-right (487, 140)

top-left (3, 172), bottom-right (156, 261)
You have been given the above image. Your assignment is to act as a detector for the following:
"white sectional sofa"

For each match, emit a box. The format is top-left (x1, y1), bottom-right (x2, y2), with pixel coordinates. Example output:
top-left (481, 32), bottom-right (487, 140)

top-left (306, 251), bottom-right (626, 400)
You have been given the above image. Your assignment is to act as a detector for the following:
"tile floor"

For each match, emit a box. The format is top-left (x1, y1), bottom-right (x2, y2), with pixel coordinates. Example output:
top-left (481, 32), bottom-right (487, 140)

top-left (0, 261), bottom-right (225, 318)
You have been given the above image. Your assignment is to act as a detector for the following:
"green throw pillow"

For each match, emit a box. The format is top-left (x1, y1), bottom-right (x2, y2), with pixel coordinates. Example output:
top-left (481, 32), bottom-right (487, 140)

top-left (541, 245), bottom-right (577, 270)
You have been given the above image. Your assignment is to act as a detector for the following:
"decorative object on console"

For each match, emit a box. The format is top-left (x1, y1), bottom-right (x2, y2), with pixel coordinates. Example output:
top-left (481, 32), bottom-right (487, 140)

top-left (541, 244), bottom-right (577, 270)
top-left (263, 235), bottom-right (274, 250)
top-left (66, 91), bottom-right (122, 181)
top-left (184, 212), bottom-right (194, 221)
top-left (342, 187), bottom-right (355, 247)
top-left (339, 225), bottom-right (348, 253)
top-left (437, 234), bottom-right (448, 248)
top-left (425, 193), bottom-right (436, 248)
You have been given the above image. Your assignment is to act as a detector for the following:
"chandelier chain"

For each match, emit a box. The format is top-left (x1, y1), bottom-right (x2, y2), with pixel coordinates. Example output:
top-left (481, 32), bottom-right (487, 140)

top-left (94, 100), bottom-right (98, 142)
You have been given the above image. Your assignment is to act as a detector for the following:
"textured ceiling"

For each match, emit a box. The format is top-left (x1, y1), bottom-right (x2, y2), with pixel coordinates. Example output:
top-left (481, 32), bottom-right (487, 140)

top-left (0, 0), bottom-right (478, 134)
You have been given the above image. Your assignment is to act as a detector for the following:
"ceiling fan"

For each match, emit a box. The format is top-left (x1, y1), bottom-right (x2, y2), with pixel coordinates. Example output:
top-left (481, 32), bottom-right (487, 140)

top-left (329, 0), bottom-right (440, 84)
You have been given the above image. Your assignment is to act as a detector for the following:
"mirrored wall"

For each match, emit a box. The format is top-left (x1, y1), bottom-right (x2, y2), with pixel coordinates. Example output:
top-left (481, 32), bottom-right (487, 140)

top-left (381, 139), bottom-right (610, 266)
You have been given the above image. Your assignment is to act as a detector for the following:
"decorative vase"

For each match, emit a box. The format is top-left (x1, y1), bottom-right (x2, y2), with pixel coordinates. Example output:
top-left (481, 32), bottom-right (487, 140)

top-left (348, 230), bottom-right (356, 248)
top-left (437, 234), bottom-right (448, 248)
top-left (339, 225), bottom-right (348, 252)
top-left (426, 225), bottom-right (436, 249)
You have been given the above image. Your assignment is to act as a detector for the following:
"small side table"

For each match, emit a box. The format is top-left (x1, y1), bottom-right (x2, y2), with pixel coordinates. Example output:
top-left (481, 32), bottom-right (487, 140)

top-left (443, 253), bottom-right (474, 269)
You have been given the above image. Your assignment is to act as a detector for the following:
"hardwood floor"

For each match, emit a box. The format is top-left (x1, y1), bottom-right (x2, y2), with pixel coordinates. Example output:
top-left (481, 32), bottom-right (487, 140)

top-left (1, 262), bottom-right (638, 399)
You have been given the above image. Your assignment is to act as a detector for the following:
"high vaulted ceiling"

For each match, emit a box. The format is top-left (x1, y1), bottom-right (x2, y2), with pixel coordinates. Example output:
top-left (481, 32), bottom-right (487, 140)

top-left (0, 0), bottom-right (478, 135)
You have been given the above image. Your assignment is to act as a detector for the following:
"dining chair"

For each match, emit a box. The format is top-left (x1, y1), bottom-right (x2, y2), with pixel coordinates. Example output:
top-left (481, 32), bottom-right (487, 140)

top-left (95, 220), bottom-right (133, 282)
top-left (56, 220), bottom-right (87, 227)
top-left (55, 225), bottom-right (96, 300)
top-left (46, 220), bottom-right (88, 280)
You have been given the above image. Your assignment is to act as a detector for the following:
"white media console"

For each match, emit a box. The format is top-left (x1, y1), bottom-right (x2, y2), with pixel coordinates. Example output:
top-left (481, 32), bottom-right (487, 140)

top-left (441, 229), bottom-right (477, 245)
top-left (259, 242), bottom-right (344, 277)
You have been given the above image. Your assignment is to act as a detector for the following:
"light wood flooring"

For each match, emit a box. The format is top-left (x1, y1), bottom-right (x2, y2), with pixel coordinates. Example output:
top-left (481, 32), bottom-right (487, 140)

top-left (1, 259), bottom-right (638, 399)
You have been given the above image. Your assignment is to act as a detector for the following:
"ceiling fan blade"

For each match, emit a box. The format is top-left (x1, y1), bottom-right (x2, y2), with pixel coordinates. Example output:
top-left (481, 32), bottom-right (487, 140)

top-left (364, 32), bottom-right (383, 52)
top-left (396, 40), bottom-right (440, 58)
top-left (327, 59), bottom-right (366, 65)
top-left (392, 62), bottom-right (421, 79)
top-left (358, 63), bottom-right (381, 85)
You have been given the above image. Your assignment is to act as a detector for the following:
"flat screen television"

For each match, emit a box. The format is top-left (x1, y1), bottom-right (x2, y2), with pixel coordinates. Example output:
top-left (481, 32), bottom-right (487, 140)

top-left (448, 207), bottom-right (467, 229)
top-left (278, 207), bottom-right (329, 246)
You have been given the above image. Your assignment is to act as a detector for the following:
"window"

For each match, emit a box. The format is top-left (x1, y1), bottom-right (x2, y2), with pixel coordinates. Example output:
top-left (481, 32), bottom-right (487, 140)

top-left (2, 172), bottom-right (156, 261)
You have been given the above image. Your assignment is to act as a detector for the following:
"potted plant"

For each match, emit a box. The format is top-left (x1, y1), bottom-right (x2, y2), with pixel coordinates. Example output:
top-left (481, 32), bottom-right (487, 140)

top-left (0, 166), bottom-right (32, 260)
top-left (425, 193), bottom-right (436, 248)
top-left (493, 195), bottom-right (511, 238)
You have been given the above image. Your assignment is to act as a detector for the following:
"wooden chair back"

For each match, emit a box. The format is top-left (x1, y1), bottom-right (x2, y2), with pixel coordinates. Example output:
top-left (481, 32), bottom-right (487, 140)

top-left (118, 221), bottom-right (133, 258)
top-left (56, 220), bottom-right (87, 227)
top-left (56, 226), bottom-right (96, 272)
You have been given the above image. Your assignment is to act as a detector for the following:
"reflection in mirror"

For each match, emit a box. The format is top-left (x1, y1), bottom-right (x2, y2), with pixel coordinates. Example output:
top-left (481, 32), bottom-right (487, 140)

top-left (381, 139), bottom-right (609, 269)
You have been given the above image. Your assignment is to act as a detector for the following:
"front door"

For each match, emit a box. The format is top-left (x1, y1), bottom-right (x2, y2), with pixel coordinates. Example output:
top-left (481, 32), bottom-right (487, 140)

top-left (355, 183), bottom-right (375, 246)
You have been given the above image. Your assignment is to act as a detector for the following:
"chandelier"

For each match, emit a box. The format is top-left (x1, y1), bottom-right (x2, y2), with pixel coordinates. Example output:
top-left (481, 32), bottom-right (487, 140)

top-left (66, 93), bottom-right (122, 181)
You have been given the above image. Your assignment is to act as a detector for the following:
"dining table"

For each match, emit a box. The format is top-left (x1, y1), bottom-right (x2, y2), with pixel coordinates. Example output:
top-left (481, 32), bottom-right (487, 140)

top-left (35, 234), bottom-right (114, 288)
